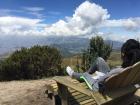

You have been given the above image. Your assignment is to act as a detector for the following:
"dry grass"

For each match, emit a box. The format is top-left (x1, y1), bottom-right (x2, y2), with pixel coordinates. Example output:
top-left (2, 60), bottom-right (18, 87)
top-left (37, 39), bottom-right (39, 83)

top-left (0, 79), bottom-right (52, 105)
top-left (62, 55), bottom-right (81, 69)
top-left (62, 51), bottom-right (122, 69)
top-left (107, 51), bottom-right (122, 68)
top-left (0, 51), bottom-right (122, 105)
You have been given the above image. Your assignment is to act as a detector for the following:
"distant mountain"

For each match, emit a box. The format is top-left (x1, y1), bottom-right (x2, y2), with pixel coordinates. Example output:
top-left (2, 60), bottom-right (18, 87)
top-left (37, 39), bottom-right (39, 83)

top-left (0, 35), bottom-right (49, 55)
top-left (50, 36), bottom-right (123, 57)
top-left (50, 36), bottom-right (89, 57)
top-left (0, 35), bottom-right (123, 57)
top-left (105, 40), bottom-right (123, 51)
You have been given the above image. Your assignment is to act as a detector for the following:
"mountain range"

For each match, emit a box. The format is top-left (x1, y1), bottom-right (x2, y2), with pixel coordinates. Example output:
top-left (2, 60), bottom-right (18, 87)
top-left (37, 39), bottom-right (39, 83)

top-left (0, 35), bottom-right (123, 57)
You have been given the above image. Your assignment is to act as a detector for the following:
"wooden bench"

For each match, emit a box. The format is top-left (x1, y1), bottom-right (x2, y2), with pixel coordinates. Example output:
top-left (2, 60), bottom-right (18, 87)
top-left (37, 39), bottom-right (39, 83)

top-left (46, 77), bottom-right (97, 105)
top-left (52, 61), bottom-right (140, 105)
top-left (46, 77), bottom-right (140, 105)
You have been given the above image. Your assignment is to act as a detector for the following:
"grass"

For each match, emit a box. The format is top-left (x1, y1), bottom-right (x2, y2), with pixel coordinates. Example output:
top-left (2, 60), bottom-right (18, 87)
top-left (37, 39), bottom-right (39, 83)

top-left (62, 55), bottom-right (82, 69)
top-left (0, 79), bottom-right (52, 105)
top-left (107, 51), bottom-right (122, 68)
top-left (62, 51), bottom-right (122, 70)
top-left (0, 51), bottom-right (122, 105)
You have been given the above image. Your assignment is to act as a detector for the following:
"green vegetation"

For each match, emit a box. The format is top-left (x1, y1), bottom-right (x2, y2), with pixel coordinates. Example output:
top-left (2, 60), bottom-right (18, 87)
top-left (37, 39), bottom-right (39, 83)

top-left (81, 36), bottom-right (113, 71)
top-left (62, 51), bottom-right (122, 71)
top-left (62, 36), bottom-right (122, 72)
top-left (0, 46), bottom-right (63, 81)
top-left (0, 36), bottom-right (122, 81)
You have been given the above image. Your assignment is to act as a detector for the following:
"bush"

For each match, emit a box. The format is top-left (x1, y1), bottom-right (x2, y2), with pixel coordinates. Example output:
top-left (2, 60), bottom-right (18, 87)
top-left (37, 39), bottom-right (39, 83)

top-left (81, 36), bottom-right (112, 71)
top-left (0, 45), bottom-right (63, 81)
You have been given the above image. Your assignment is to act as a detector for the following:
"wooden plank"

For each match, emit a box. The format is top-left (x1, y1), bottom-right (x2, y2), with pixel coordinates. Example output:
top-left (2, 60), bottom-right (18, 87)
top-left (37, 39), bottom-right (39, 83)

top-left (53, 76), bottom-right (140, 105)
top-left (99, 85), bottom-right (138, 105)
top-left (69, 89), bottom-right (77, 93)
top-left (70, 94), bottom-right (87, 101)
top-left (57, 83), bottom-right (69, 105)
top-left (104, 75), bottom-right (118, 89)
top-left (69, 90), bottom-right (96, 104)
top-left (108, 93), bottom-right (140, 105)
top-left (77, 96), bottom-right (94, 103)
top-left (105, 67), bottom-right (131, 89)
top-left (105, 62), bottom-right (140, 89)
top-left (82, 102), bottom-right (97, 105)
top-left (46, 84), bottom-right (58, 95)
top-left (131, 62), bottom-right (140, 84)
top-left (79, 99), bottom-right (95, 105)
top-left (46, 78), bottom-right (96, 105)
top-left (116, 67), bottom-right (131, 88)
top-left (53, 76), bottom-right (93, 97)
top-left (46, 79), bottom-right (94, 105)
top-left (70, 97), bottom-right (96, 105)
top-left (71, 91), bottom-right (82, 96)
top-left (122, 64), bottom-right (139, 87)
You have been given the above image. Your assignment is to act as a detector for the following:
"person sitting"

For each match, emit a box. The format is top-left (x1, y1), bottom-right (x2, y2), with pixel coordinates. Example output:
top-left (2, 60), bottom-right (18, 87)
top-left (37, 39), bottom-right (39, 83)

top-left (66, 39), bottom-right (140, 91)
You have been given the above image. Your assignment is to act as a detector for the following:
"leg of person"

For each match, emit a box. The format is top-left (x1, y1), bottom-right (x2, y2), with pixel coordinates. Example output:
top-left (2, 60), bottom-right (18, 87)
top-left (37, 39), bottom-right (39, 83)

top-left (88, 57), bottom-right (110, 74)
top-left (87, 57), bottom-right (109, 74)
top-left (72, 72), bottom-right (83, 81)
top-left (66, 66), bottom-right (83, 81)
top-left (81, 72), bottom-right (99, 91)
top-left (87, 63), bottom-right (98, 74)
top-left (67, 66), bottom-right (100, 91)
top-left (72, 72), bottom-right (99, 91)
top-left (97, 57), bottom-right (110, 74)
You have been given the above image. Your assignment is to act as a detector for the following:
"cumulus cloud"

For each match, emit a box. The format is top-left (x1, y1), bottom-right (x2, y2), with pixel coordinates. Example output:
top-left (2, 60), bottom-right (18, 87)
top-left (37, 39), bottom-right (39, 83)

top-left (45, 1), bottom-right (140, 37)
top-left (0, 16), bottom-right (41, 26)
top-left (95, 32), bottom-right (140, 42)
top-left (45, 1), bottom-right (110, 36)
top-left (102, 17), bottom-right (140, 31)
top-left (0, 1), bottom-right (140, 41)
top-left (0, 16), bottom-right (46, 36)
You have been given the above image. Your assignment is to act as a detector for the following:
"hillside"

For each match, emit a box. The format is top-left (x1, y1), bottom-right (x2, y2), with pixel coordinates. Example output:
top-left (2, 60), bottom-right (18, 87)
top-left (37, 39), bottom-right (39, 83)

top-left (0, 79), bottom-right (52, 105)
top-left (0, 51), bottom-right (126, 105)
top-left (0, 36), bottom-right (123, 57)
top-left (62, 51), bottom-right (122, 69)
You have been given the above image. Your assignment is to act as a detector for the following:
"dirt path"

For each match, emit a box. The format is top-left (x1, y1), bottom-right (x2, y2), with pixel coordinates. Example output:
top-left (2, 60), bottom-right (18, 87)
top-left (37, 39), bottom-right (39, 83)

top-left (0, 79), bottom-right (52, 105)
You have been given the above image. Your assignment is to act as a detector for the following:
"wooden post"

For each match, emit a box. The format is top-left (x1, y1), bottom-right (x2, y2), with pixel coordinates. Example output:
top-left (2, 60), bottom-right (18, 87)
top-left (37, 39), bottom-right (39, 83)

top-left (53, 95), bottom-right (62, 105)
top-left (57, 83), bottom-right (69, 105)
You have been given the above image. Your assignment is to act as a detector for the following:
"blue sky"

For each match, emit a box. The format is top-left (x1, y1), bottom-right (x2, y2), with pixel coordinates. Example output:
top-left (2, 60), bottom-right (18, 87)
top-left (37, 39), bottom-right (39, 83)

top-left (1, 0), bottom-right (140, 21)
top-left (0, 0), bottom-right (140, 41)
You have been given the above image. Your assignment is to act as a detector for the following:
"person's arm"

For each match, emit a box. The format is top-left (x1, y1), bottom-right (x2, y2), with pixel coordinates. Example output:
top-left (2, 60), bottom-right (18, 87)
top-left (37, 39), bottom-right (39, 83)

top-left (98, 67), bottom-right (123, 82)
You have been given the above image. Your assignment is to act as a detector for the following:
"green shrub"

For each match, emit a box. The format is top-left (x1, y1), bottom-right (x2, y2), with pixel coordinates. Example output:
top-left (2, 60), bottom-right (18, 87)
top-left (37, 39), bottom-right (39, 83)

top-left (81, 36), bottom-right (112, 71)
top-left (0, 45), bottom-right (63, 81)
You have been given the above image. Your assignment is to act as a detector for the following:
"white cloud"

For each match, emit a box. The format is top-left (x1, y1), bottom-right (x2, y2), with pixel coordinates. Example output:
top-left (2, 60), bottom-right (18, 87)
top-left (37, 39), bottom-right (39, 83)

top-left (0, 16), bottom-right (46, 36)
top-left (22, 7), bottom-right (45, 18)
top-left (122, 18), bottom-right (140, 31)
top-left (99, 32), bottom-right (140, 42)
top-left (0, 7), bottom-right (45, 18)
top-left (0, 1), bottom-right (140, 41)
top-left (23, 7), bottom-right (44, 12)
top-left (45, 1), bottom-right (110, 36)
top-left (102, 17), bottom-right (140, 31)
top-left (0, 16), bottom-right (41, 26)
top-left (45, 1), bottom-right (140, 38)
top-left (0, 9), bottom-right (23, 16)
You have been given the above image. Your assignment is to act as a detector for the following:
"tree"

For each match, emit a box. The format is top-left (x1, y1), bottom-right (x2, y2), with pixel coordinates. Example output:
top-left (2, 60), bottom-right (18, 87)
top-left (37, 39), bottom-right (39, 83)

top-left (0, 45), bottom-right (63, 81)
top-left (81, 36), bottom-right (112, 71)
